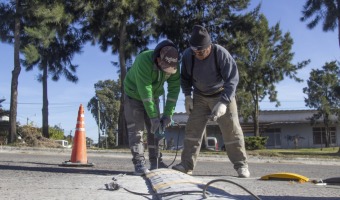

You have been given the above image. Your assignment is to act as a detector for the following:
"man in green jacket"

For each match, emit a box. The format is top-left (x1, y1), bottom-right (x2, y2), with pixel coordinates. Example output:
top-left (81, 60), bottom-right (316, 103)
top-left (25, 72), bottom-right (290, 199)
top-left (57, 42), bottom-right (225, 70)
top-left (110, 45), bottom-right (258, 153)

top-left (124, 39), bottom-right (180, 175)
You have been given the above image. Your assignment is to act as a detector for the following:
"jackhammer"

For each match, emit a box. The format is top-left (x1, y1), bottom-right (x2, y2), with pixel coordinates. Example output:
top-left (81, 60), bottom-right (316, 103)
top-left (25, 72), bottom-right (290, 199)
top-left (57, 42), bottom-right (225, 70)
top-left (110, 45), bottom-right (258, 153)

top-left (154, 120), bottom-right (166, 169)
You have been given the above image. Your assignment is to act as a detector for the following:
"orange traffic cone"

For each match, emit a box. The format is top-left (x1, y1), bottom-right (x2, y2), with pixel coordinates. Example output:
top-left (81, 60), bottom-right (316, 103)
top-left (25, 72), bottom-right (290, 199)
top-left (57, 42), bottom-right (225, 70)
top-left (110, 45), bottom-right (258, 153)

top-left (60, 104), bottom-right (94, 167)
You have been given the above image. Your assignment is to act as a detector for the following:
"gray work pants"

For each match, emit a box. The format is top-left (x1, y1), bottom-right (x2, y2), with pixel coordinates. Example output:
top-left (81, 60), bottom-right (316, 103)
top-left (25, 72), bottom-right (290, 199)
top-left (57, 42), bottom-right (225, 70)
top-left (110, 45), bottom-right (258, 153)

top-left (124, 95), bottom-right (163, 165)
top-left (181, 94), bottom-right (248, 170)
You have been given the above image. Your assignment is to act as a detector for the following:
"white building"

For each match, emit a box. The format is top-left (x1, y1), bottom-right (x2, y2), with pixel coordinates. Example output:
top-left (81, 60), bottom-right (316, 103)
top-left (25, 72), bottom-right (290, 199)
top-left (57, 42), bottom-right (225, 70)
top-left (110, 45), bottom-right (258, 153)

top-left (165, 110), bottom-right (340, 149)
top-left (0, 116), bottom-right (9, 122)
top-left (0, 115), bottom-right (9, 144)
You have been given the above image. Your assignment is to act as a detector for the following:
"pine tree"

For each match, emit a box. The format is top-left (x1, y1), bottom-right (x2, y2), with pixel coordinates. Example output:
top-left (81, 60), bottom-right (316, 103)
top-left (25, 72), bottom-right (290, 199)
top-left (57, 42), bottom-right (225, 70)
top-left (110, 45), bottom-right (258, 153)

top-left (155, 0), bottom-right (250, 54)
top-left (87, 79), bottom-right (121, 148)
top-left (0, 0), bottom-right (22, 142)
top-left (301, 0), bottom-right (340, 48)
top-left (78, 0), bottom-right (158, 145)
top-left (303, 61), bottom-right (340, 147)
top-left (21, 1), bottom-right (87, 138)
top-left (0, 0), bottom-right (87, 139)
top-left (232, 6), bottom-right (310, 136)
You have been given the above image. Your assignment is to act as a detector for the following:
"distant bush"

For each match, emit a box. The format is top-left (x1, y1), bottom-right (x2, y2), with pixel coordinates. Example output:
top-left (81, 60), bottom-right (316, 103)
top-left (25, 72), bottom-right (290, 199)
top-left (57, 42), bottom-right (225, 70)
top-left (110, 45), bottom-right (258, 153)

top-left (49, 126), bottom-right (65, 140)
top-left (16, 125), bottom-right (61, 147)
top-left (245, 136), bottom-right (268, 150)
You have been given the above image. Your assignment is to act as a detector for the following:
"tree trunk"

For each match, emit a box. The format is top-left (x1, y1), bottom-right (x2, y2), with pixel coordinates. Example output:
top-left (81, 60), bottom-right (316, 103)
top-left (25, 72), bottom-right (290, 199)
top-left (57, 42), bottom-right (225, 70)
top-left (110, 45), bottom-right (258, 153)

top-left (254, 103), bottom-right (260, 137)
top-left (42, 63), bottom-right (49, 138)
top-left (118, 22), bottom-right (128, 145)
top-left (97, 99), bottom-right (101, 147)
top-left (253, 89), bottom-right (260, 137)
top-left (8, 0), bottom-right (21, 143)
top-left (338, 16), bottom-right (340, 48)
top-left (324, 115), bottom-right (330, 148)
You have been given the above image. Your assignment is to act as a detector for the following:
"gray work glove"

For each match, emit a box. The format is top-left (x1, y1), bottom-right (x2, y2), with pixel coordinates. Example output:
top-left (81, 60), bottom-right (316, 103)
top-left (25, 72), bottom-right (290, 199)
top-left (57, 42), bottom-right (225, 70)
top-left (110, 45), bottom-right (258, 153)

top-left (150, 117), bottom-right (160, 133)
top-left (160, 115), bottom-right (172, 127)
top-left (185, 95), bottom-right (193, 115)
top-left (209, 101), bottom-right (227, 121)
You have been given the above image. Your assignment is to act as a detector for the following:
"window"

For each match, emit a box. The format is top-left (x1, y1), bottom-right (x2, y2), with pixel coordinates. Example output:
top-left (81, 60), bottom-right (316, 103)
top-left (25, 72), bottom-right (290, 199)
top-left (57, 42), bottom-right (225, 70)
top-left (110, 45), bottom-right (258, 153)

top-left (313, 127), bottom-right (336, 145)
top-left (262, 128), bottom-right (281, 147)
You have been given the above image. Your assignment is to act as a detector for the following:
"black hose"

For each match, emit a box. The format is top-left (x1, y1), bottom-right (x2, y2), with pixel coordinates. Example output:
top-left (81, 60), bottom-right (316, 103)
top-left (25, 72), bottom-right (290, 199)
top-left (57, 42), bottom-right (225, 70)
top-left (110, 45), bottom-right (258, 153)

top-left (166, 122), bottom-right (181, 167)
top-left (202, 179), bottom-right (262, 200)
top-left (123, 187), bottom-right (209, 197)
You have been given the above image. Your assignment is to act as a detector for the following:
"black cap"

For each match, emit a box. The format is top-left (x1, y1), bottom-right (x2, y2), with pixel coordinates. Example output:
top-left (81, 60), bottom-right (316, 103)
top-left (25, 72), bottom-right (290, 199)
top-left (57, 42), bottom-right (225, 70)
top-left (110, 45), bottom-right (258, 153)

top-left (159, 46), bottom-right (178, 74)
top-left (189, 25), bottom-right (212, 50)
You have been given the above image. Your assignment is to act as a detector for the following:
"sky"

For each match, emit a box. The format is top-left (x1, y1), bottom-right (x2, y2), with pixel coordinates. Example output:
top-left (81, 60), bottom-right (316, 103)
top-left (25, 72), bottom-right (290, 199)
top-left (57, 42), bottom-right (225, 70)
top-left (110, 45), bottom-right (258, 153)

top-left (1, 0), bottom-right (339, 142)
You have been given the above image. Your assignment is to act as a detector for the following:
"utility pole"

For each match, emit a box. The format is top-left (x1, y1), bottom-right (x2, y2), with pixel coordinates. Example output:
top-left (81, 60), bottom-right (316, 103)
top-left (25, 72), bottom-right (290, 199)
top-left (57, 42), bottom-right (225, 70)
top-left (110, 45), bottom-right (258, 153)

top-left (115, 124), bottom-right (118, 147)
top-left (105, 120), bottom-right (108, 149)
top-left (97, 99), bottom-right (101, 148)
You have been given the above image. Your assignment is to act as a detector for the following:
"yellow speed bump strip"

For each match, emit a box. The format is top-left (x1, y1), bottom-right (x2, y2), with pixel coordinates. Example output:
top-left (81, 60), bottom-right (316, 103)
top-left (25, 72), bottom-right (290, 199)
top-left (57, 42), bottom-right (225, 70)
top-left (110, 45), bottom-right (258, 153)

top-left (145, 168), bottom-right (236, 199)
top-left (146, 169), bottom-right (205, 190)
top-left (260, 172), bottom-right (309, 183)
top-left (152, 179), bottom-right (205, 190)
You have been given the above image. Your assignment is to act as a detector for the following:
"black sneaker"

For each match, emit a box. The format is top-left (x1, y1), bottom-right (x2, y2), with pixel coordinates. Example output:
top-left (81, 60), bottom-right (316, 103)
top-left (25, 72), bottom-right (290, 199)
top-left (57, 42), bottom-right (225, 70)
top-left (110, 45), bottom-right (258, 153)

top-left (150, 160), bottom-right (168, 170)
top-left (134, 160), bottom-right (149, 176)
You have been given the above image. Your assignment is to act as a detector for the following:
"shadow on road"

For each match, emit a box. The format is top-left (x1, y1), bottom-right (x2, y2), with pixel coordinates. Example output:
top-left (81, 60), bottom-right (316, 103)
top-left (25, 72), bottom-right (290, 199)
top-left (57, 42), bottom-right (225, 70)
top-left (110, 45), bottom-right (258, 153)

top-left (0, 163), bottom-right (133, 175)
top-left (258, 197), bottom-right (339, 200)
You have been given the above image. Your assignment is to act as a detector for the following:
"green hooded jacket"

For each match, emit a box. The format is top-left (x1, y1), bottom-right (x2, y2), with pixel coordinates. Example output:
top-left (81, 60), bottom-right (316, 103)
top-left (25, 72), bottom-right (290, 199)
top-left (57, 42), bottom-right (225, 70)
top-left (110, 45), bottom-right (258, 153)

top-left (124, 40), bottom-right (180, 118)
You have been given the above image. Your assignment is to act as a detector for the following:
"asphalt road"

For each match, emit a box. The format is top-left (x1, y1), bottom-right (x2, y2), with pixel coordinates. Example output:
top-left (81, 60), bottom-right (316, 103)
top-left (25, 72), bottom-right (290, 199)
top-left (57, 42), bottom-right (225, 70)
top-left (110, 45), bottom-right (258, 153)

top-left (0, 147), bottom-right (339, 200)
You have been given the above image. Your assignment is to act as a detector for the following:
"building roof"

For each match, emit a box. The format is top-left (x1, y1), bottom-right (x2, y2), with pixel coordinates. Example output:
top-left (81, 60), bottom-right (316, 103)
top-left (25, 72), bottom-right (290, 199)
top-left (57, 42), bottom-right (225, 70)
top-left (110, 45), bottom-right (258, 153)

top-left (172, 109), bottom-right (336, 125)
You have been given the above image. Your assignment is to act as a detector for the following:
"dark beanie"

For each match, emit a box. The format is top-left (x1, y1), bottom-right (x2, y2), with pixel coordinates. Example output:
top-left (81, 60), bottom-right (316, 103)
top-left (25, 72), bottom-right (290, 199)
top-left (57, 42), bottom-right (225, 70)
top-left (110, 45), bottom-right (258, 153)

top-left (189, 25), bottom-right (211, 50)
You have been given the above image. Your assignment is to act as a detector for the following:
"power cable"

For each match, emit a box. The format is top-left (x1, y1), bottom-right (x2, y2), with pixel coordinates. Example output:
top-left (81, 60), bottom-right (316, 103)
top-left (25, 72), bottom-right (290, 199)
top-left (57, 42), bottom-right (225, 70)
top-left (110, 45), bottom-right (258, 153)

top-left (164, 122), bottom-right (181, 167)
top-left (106, 174), bottom-right (261, 200)
top-left (123, 187), bottom-right (208, 199)
top-left (202, 179), bottom-right (262, 199)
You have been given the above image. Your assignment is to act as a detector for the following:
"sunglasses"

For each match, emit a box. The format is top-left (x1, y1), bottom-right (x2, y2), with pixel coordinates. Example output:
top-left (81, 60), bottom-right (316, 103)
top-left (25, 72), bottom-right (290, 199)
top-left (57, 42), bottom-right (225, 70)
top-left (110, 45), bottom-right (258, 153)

top-left (191, 46), bottom-right (210, 56)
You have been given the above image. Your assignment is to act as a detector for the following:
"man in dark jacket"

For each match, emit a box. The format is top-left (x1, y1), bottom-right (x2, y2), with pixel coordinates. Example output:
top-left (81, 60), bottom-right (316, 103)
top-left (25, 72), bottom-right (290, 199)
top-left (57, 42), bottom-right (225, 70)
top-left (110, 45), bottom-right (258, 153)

top-left (124, 39), bottom-right (180, 175)
top-left (172, 25), bottom-right (250, 178)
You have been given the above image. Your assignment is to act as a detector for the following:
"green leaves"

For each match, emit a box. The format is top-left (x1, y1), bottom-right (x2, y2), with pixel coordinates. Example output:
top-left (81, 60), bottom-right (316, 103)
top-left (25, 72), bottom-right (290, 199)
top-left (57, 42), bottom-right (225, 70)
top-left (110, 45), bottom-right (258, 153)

top-left (231, 4), bottom-right (310, 136)
top-left (301, 0), bottom-right (340, 47)
top-left (303, 61), bottom-right (340, 137)
top-left (23, 44), bottom-right (39, 64)
top-left (87, 79), bottom-right (121, 147)
top-left (304, 61), bottom-right (340, 110)
top-left (303, 61), bottom-right (340, 147)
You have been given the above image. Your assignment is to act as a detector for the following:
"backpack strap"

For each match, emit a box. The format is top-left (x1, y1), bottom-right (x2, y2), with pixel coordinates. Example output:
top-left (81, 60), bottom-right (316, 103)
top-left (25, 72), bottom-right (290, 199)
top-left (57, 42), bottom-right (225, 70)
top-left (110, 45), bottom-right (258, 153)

top-left (191, 54), bottom-right (195, 82)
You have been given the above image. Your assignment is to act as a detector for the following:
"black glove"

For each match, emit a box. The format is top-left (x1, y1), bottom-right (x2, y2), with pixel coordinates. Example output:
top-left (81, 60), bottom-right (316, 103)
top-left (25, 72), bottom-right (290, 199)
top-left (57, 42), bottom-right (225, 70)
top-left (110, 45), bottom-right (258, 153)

top-left (160, 115), bottom-right (172, 127)
top-left (150, 117), bottom-right (160, 133)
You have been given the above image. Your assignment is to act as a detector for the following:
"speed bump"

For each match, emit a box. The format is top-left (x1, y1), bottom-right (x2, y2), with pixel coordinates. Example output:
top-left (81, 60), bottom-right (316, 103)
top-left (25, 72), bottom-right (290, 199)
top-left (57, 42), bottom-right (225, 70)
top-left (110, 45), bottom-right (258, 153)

top-left (145, 168), bottom-right (238, 199)
top-left (260, 172), bottom-right (309, 183)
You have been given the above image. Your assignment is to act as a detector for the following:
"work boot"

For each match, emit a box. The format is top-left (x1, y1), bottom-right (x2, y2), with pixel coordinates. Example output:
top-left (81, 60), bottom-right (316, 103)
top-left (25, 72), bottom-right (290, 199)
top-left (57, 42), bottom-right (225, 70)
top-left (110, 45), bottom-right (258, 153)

top-left (172, 163), bottom-right (193, 175)
top-left (150, 160), bottom-right (168, 170)
top-left (237, 167), bottom-right (250, 178)
top-left (134, 160), bottom-right (149, 176)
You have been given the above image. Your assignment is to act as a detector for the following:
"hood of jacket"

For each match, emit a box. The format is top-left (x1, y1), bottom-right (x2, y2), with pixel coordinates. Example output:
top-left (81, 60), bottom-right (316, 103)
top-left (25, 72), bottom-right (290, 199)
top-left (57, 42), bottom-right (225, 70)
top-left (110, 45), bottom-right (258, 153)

top-left (152, 39), bottom-right (177, 70)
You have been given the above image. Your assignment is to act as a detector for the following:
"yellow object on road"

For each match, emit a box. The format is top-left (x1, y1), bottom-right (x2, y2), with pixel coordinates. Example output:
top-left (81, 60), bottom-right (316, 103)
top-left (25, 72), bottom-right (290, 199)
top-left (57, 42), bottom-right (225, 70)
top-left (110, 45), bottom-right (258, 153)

top-left (260, 172), bottom-right (309, 183)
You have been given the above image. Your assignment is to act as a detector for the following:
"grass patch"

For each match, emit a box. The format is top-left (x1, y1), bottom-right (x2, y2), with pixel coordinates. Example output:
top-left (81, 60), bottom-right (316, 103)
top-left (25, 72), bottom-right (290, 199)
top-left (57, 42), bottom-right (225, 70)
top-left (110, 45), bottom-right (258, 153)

top-left (249, 147), bottom-right (340, 159)
top-left (196, 147), bottom-right (340, 159)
